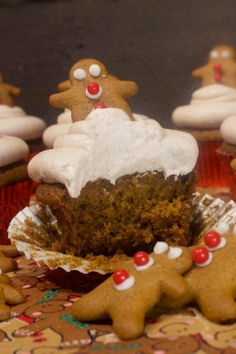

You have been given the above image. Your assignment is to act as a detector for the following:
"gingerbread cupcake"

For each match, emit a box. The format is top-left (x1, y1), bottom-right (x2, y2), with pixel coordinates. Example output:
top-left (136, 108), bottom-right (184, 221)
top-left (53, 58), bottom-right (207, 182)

top-left (173, 45), bottom-right (236, 141)
top-left (0, 74), bottom-right (45, 150)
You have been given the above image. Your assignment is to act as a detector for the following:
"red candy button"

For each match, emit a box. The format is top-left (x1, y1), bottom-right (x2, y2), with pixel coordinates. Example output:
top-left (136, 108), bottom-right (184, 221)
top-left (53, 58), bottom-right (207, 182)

top-left (204, 231), bottom-right (221, 248)
top-left (213, 63), bottom-right (222, 73)
top-left (113, 269), bottom-right (130, 285)
top-left (192, 247), bottom-right (209, 264)
top-left (134, 251), bottom-right (150, 266)
top-left (94, 103), bottom-right (107, 110)
top-left (87, 82), bottom-right (100, 95)
top-left (214, 73), bottom-right (221, 82)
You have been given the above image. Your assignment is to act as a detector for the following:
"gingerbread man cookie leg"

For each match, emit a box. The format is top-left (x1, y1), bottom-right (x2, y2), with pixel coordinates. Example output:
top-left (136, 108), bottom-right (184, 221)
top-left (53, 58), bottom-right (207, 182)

top-left (197, 291), bottom-right (236, 322)
top-left (72, 247), bottom-right (193, 340)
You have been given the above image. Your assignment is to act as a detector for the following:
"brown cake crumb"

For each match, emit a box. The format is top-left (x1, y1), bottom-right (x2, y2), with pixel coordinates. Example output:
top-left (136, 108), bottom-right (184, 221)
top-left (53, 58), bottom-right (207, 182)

top-left (0, 159), bottom-right (28, 187)
top-left (30, 171), bottom-right (197, 258)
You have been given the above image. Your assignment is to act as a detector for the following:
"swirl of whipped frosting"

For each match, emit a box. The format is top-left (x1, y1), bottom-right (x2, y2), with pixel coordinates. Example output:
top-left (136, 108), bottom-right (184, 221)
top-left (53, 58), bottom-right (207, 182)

top-left (220, 116), bottom-right (236, 145)
top-left (43, 110), bottom-right (150, 148)
top-left (0, 104), bottom-right (46, 140)
top-left (172, 84), bottom-right (236, 129)
top-left (0, 135), bottom-right (29, 167)
top-left (28, 108), bottom-right (198, 198)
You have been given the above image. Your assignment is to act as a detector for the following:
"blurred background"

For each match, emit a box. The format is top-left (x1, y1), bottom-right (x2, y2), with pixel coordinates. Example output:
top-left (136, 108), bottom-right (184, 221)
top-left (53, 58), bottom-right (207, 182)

top-left (0, 0), bottom-right (236, 127)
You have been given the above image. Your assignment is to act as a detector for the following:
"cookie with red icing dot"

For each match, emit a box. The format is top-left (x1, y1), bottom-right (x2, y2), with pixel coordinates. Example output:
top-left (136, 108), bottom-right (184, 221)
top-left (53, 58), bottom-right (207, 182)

top-left (192, 45), bottom-right (236, 87)
top-left (72, 245), bottom-right (192, 340)
top-left (50, 58), bottom-right (138, 122)
top-left (192, 246), bottom-right (212, 267)
top-left (160, 228), bottom-right (236, 323)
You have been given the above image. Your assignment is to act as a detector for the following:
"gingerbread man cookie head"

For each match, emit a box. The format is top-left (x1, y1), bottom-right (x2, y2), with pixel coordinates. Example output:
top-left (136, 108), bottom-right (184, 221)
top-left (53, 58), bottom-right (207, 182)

top-left (49, 58), bottom-right (138, 122)
top-left (192, 45), bottom-right (236, 87)
top-left (209, 45), bottom-right (236, 62)
top-left (0, 73), bottom-right (21, 107)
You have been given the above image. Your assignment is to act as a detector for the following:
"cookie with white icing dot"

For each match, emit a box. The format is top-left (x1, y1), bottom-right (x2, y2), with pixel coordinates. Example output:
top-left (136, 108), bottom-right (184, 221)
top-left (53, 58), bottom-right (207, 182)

top-left (72, 246), bottom-right (192, 340)
top-left (50, 58), bottom-right (138, 122)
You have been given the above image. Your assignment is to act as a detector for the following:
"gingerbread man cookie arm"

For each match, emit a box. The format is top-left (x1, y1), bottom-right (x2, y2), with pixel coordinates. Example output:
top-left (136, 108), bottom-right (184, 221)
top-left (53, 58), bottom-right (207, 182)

top-left (192, 65), bottom-right (208, 79)
top-left (6, 84), bottom-right (21, 96)
top-left (49, 89), bottom-right (74, 109)
top-left (160, 270), bottom-right (189, 299)
top-left (116, 79), bottom-right (138, 98)
top-left (58, 80), bottom-right (71, 92)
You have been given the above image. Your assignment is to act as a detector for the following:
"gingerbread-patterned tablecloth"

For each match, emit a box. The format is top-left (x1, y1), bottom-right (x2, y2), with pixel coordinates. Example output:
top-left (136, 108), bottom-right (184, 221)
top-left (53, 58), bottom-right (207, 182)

top-left (0, 251), bottom-right (235, 354)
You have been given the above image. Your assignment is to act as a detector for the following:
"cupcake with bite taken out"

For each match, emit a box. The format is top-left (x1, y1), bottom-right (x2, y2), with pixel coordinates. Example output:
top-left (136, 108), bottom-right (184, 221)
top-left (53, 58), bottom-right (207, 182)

top-left (21, 58), bottom-right (199, 260)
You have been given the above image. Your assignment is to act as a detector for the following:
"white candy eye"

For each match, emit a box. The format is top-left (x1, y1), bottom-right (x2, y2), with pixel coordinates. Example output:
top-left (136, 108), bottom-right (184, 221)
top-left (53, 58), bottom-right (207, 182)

top-left (221, 50), bottom-right (230, 59)
top-left (73, 68), bottom-right (86, 80)
top-left (210, 50), bottom-right (219, 59)
top-left (89, 64), bottom-right (101, 77)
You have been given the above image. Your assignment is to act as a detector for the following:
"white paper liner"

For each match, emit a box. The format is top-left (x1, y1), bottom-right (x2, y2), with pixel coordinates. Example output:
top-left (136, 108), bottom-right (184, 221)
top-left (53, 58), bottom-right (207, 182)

top-left (8, 192), bottom-right (236, 274)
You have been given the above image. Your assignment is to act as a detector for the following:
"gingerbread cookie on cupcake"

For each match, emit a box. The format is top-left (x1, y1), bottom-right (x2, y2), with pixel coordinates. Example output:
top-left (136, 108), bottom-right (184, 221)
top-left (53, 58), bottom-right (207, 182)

top-left (172, 45), bottom-right (236, 141)
top-left (43, 60), bottom-right (148, 148)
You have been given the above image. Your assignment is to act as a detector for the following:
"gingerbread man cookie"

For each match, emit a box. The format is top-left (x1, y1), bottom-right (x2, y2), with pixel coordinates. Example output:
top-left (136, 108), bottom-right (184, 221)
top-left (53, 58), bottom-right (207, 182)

top-left (72, 245), bottom-right (192, 340)
top-left (0, 271), bottom-right (25, 320)
top-left (160, 228), bottom-right (236, 323)
top-left (50, 58), bottom-right (138, 121)
top-left (0, 73), bottom-right (21, 107)
top-left (192, 45), bottom-right (236, 88)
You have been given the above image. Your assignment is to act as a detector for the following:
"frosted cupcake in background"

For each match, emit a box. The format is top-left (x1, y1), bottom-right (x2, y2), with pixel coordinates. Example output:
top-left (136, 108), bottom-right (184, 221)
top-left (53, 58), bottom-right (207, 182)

top-left (173, 45), bottom-right (236, 141)
top-left (220, 117), bottom-right (236, 195)
top-left (220, 116), bottom-right (236, 156)
top-left (0, 74), bottom-right (46, 149)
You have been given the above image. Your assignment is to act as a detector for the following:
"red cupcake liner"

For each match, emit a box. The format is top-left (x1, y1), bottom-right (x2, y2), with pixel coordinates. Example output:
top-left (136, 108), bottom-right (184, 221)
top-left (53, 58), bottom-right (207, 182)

top-left (0, 148), bottom-right (41, 245)
top-left (196, 142), bottom-right (236, 198)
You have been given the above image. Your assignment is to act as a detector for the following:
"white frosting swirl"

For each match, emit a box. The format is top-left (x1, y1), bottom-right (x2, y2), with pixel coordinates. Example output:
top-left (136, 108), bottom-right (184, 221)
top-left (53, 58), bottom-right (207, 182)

top-left (0, 105), bottom-right (45, 140)
top-left (0, 135), bottom-right (29, 167)
top-left (0, 105), bottom-right (26, 119)
top-left (220, 116), bottom-right (236, 145)
top-left (172, 84), bottom-right (236, 129)
top-left (57, 108), bottom-right (72, 124)
top-left (28, 108), bottom-right (198, 198)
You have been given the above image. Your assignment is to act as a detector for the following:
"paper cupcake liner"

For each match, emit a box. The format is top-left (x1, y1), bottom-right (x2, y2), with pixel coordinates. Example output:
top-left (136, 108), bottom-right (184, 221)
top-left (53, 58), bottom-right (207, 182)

top-left (8, 192), bottom-right (236, 275)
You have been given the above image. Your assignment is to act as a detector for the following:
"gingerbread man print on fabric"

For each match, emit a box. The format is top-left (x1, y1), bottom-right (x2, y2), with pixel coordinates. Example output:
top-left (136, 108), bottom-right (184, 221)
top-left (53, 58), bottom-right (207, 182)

top-left (49, 58), bottom-right (138, 121)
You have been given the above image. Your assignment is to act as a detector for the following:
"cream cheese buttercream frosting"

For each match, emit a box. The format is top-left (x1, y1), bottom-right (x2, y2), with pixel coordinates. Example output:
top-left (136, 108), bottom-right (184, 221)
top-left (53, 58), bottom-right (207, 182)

top-left (43, 109), bottom-right (150, 148)
top-left (0, 104), bottom-right (45, 140)
top-left (172, 84), bottom-right (236, 129)
top-left (28, 108), bottom-right (198, 198)
top-left (0, 135), bottom-right (29, 167)
top-left (220, 116), bottom-right (236, 145)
